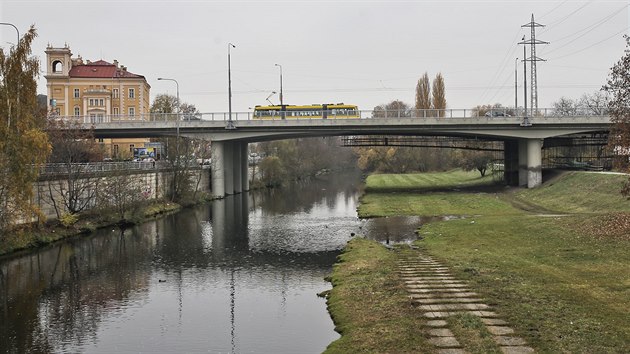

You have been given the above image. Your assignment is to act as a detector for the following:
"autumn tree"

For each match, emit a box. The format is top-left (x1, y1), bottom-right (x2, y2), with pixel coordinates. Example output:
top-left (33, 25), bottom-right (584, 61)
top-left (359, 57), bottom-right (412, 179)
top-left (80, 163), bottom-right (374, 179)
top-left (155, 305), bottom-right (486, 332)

top-left (603, 35), bottom-right (630, 194)
top-left (415, 72), bottom-right (431, 111)
top-left (373, 100), bottom-right (411, 118)
top-left (150, 93), bottom-right (179, 114)
top-left (432, 73), bottom-right (446, 117)
top-left (0, 26), bottom-right (51, 232)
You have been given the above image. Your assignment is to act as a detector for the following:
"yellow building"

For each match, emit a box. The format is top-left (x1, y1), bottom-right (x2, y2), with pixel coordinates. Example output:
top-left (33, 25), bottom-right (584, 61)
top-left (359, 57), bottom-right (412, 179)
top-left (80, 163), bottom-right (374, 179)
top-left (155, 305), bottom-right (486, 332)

top-left (45, 44), bottom-right (151, 159)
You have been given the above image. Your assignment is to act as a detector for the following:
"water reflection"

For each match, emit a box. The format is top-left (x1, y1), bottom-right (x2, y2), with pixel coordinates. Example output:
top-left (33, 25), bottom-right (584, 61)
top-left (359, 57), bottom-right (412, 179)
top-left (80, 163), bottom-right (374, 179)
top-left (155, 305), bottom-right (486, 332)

top-left (0, 170), bottom-right (435, 353)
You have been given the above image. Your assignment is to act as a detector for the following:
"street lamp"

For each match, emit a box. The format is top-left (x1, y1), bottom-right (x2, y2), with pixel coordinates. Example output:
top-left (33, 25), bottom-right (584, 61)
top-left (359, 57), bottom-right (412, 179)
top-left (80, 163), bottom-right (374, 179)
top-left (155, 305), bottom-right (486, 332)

top-left (274, 63), bottom-right (284, 119)
top-left (0, 23), bottom-right (19, 47)
top-left (157, 77), bottom-right (180, 160)
top-left (514, 57), bottom-right (518, 115)
top-left (274, 64), bottom-right (283, 107)
top-left (227, 43), bottom-right (236, 129)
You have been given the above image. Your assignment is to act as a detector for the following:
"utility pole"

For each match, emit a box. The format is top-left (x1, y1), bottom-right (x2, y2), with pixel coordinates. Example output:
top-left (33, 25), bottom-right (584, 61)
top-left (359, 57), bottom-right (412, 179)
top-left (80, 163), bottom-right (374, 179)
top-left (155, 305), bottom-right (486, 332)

top-left (514, 57), bottom-right (518, 114)
top-left (520, 14), bottom-right (548, 115)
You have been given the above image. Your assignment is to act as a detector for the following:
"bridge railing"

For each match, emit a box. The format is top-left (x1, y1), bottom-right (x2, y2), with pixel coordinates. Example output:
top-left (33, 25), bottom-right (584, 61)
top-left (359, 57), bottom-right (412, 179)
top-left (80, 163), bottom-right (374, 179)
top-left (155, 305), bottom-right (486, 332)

top-left (50, 108), bottom-right (611, 124)
top-left (38, 161), bottom-right (164, 176)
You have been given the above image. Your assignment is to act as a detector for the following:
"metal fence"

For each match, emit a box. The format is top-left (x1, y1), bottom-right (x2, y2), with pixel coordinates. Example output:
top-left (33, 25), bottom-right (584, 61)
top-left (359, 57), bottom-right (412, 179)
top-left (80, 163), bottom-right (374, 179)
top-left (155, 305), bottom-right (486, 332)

top-left (38, 161), bottom-right (165, 176)
top-left (50, 107), bottom-right (611, 124)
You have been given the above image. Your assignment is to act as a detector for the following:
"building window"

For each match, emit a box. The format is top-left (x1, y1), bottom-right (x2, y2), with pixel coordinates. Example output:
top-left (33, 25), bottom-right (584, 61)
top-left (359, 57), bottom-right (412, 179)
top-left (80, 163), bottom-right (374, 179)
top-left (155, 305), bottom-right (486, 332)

top-left (129, 107), bottom-right (135, 116)
top-left (113, 144), bottom-right (119, 156)
top-left (99, 99), bottom-right (104, 106)
top-left (89, 99), bottom-right (94, 106)
top-left (74, 107), bottom-right (80, 116)
top-left (129, 144), bottom-right (135, 153)
top-left (113, 107), bottom-right (119, 115)
top-left (128, 88), bottom-right (135, 99)
top-left (113, 88), bottom-right (119, 98)
top-left (52, 60), bottom-right (63, 73)
top-left (74, 88), bottom-right (80, 98)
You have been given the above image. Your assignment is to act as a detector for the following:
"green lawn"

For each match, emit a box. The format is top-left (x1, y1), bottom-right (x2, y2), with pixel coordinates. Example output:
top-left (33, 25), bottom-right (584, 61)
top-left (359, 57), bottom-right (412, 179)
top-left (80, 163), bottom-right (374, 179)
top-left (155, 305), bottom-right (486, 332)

top-left (365, 169), bottom-right (497, 192)
top-left (420, 214), bottom-right (630, 353)
top-left (334, 170), bottom-right (630, 353)
top-left (514, 172), bottom-right (630, 213)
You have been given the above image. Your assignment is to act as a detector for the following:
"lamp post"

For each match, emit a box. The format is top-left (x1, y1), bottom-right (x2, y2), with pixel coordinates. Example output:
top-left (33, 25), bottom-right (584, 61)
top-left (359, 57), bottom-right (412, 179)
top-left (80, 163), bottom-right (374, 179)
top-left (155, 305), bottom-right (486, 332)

top-left (157, 77), bottom-right (180, 161)
top-left (274, 64), bottom-right (283, 106)
top-left (227, 43), bottom-right (236, 129)
top-left (0, 22), bottom-right (19, 47)
top-left (514, 57), bottom-right (518, 115)
top-left (274, 63), bottom-right (284, 119)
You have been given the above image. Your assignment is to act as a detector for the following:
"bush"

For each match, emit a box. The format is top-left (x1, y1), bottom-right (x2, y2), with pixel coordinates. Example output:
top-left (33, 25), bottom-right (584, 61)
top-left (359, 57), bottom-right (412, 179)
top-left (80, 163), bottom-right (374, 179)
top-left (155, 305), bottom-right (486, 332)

top-left (59, 213), bottom-right (79, 228)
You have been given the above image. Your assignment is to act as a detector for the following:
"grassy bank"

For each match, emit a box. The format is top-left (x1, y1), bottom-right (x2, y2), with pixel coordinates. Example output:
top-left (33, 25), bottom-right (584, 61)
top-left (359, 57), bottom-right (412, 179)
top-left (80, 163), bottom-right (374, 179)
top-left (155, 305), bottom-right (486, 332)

top-left (324, 238), bottom-right (434, 353)
top-left (331, 170), bottom-right (630, 352)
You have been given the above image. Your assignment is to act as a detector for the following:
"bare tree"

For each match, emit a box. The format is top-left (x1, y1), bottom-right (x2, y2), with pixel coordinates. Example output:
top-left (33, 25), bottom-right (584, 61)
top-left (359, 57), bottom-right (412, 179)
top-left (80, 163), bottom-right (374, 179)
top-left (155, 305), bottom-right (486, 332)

top-left (579, 91), bottom-right (608, 115)
top-left (44, 119), bottom-right (103, 217)
top-left (552, 97), bottom-right (579, 116)
top-left (97, 171), bottom-right (147, 221)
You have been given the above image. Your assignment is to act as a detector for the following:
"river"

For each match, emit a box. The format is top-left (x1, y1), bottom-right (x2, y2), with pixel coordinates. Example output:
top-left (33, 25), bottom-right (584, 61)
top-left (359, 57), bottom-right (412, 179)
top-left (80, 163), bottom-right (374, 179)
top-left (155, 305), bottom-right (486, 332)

top-left (0, 170), bottom-right (425, 353)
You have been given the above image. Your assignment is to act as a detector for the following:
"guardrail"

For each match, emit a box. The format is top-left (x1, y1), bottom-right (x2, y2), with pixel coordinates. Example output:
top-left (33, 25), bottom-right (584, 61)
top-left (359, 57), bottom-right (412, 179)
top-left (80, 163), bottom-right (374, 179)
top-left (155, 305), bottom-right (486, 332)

top-left (49, 108), bottom-right (611, 124)
top-left (38, 161), bottom-right (164, 175)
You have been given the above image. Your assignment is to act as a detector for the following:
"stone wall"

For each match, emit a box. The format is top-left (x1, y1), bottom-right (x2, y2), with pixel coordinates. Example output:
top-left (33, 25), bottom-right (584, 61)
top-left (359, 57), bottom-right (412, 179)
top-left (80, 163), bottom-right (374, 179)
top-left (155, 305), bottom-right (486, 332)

top-left (32, 168), bottom-right (211, 220)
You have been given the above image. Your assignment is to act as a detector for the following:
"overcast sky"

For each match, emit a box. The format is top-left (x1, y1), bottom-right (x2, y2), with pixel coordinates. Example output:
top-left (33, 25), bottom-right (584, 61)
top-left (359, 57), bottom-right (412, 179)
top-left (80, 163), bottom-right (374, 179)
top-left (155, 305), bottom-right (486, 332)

top-left (2, 0), bottom-right (628, 113)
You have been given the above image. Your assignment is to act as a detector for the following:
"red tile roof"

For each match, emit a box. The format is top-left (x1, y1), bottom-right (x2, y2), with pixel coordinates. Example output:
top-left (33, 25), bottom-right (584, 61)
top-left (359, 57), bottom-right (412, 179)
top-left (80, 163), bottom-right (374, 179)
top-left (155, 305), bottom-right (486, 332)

top-left (69, 60), bottom-right (145, 79)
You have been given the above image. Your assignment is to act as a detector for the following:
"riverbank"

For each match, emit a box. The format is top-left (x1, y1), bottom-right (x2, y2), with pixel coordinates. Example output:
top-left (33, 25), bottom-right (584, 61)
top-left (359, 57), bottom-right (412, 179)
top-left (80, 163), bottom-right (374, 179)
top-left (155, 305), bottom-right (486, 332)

top-left (0, 197), bottom-right (204, 257)
top-left (326, 170), bottom-right (630, 353)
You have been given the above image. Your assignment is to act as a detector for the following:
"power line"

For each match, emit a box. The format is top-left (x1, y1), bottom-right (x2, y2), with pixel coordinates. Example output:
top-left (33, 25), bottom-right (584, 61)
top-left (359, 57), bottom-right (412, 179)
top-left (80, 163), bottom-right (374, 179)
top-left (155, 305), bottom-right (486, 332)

top-left (549, 26), bottom-right (628, 60)
top-left (541, 4), bottom-right (627, 56)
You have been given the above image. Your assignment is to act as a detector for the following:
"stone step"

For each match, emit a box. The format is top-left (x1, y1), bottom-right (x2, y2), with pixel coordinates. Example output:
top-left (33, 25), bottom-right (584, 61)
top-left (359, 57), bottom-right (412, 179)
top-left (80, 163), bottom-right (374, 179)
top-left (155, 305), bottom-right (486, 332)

top-left (406, 283), bottom-right (469, 289)
top-left (423, 310), bottom-right (499, 319)
top-left (410, 292), bottom-right (479, 299)
top-left (428, 336), bottom-right (461, 348)
top-left (418, 303), bottom-right (490, 311)
top-left (408, 288), bottom-right (472, 294)
top-left (414, 298), bottom-right (484, 304)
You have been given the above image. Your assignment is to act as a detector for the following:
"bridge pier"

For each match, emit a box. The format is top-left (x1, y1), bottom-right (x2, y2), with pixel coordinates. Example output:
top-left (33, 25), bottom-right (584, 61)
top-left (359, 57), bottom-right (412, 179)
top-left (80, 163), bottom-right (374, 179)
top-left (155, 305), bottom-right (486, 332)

top-left (504, 138), bottom-right (543, 188)
top-left (518, 139), bottom-right (529, 186)
top-left (525, 138), bottom-right (543, 188)
top-left (211, 140), bottom-right (249, 198)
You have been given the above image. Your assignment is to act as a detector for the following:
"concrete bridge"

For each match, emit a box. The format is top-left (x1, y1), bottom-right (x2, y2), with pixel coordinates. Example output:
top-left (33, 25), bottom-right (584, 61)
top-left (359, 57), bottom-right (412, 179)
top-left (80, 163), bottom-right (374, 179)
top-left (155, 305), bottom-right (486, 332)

top-left (65, 108), bottom-right (612, 197)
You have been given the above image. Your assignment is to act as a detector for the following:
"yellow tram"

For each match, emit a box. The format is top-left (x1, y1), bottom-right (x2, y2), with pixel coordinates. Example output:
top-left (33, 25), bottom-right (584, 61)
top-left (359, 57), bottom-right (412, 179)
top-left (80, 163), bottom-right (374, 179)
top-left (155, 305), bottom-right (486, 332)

top-left (253, 103), bottom-right (359, 119)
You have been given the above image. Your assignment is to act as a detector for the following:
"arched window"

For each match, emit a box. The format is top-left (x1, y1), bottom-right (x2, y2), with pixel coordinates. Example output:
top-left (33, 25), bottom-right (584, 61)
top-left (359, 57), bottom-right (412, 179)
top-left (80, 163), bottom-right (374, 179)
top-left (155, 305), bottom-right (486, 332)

top-left (74, 107), bottom-right (80, 116)
top-left (52, 60), bottom-right (63, 73)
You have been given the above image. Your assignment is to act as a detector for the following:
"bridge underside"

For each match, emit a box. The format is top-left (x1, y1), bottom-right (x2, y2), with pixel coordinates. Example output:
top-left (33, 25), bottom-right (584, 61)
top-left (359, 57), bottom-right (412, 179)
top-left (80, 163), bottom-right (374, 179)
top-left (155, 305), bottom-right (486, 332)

top-left (209, 137), bottom-right (552, 198)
